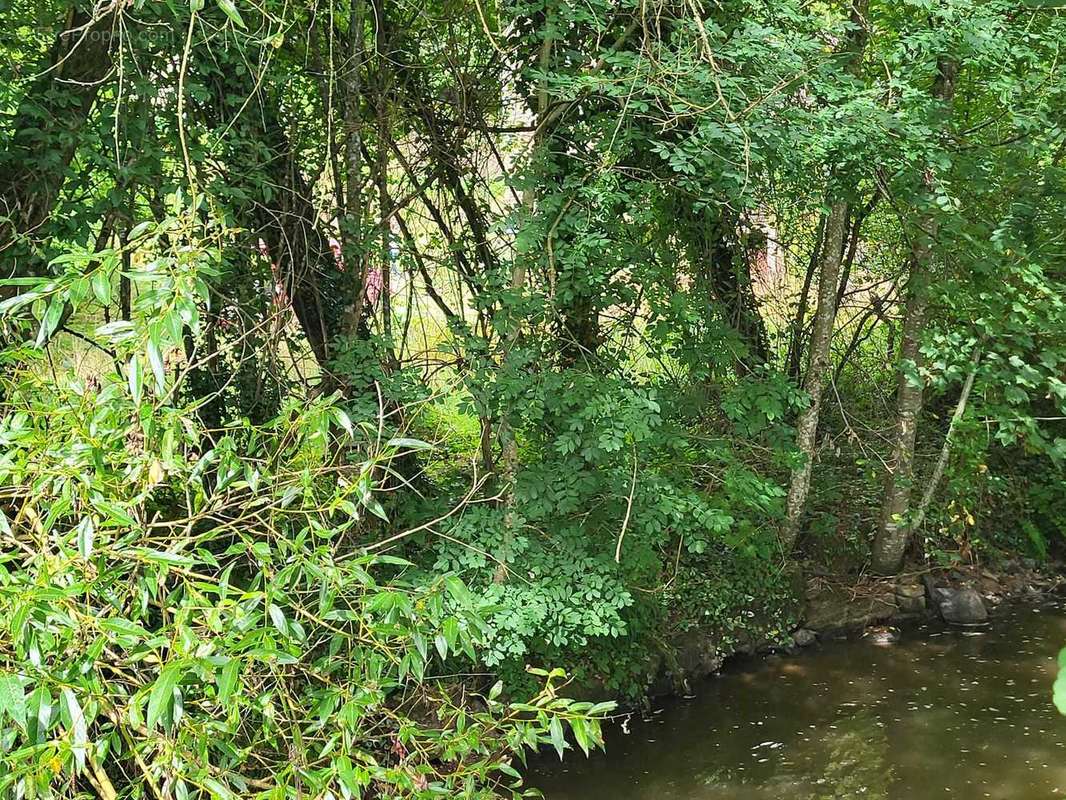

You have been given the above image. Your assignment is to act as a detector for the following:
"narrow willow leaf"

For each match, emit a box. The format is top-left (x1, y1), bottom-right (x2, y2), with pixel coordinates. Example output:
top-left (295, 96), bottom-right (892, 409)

top-left (268, 603), bottom-right (288, 637)
top-left (147, 663), bottom-right (184, 730)
top-left (146, 332), bottom-right (166, 394)
top-left (386, 437), bottom-right (433, 451)
top-left (128, 355), bottom-right (143, 403)
top-left (133, 548), bottom-right (194, 567)
top-left (91, 270), bottom-right (111, 305)
top-left (99, 618), bottom-right (151, 641)
top-left (28, 686), bottom-right (52, 744)
top-left (217, 660), bottom-right (239, 707)
top-left (171, 686), bottom-right (184, 727)
top-left (203, 778), bottom-right (237, 800)
top-left (62, 688), bottom-right (88, 771)
top-left (216, 0), bottom-right (246, 28)
top-left (444, 575), bottom-right (474, 608)
top-left (364, 497), bottom-right (388, 522)
top-left (442, 617), bottom-right (460, 650)
top-left (570, 717), bottom-right (590, 756)
top-left (76, 517), bottom-right (95, 560)
top-left (128, 220), bottom-right (154, 239)
top-left (35, 299), bottom-right (64, 348)
top-left (333, 408), bottom-right (355, 439)
top-left (0, 672), bottom-right (26, 728)
top-left (549, 715), bottom-right (566, 759)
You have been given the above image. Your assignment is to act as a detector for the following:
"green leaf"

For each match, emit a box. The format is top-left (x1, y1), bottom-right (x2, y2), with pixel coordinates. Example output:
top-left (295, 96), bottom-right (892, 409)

top-left (36, 299), bottom-right (64, 348)
top-left (570, 717), bottom-right (590, 756)
top-left (147, 662), bottom-right (184, 730)
top-left (216, 0), bottom-right (246, 28)
top-left (91, 270), bottom-right (111, 305)
top-left (0, 672), bottom-right (26, 728)
top-left (442, 617), bottom-right (460, 650)
top-left (333, 409), bottom-right (355, 439)
top-left (27, 686), bottom-right (52, 744)
top-left (202, 778), bottom-right (237, 800)
top-left (76, 517), bottom-right (95, 560)
top-left (444, 575), bottom-right (475, 608)
top-left (99, 618), bottom-right (151, 641)
top-left (268, 603), bottom-right (288, 637)
top-left (548, 715), bottom-right (566, 759)
top-left (217, 660), bottom-right (240, 707)
top-left (499, 762), bottom-right (522, 781)
top-left (62, 688), bottom-right (88, 771)
top-left (128, 221), bottom-right (154, 239)
top-left (364, 496), bottom-right (389, 522)
top-left (132, 548), bottom-right (194, 567)
top-left (146, 330), bottom-right (166, 394)
top-left (386, 437), bottom-right (434, 451)
top-left (128, 356), bottom-right (143, 403)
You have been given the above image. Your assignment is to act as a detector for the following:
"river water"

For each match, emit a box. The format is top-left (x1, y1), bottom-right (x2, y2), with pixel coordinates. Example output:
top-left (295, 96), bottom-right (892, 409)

top-left (532, 600), bottom-right (1066, 799)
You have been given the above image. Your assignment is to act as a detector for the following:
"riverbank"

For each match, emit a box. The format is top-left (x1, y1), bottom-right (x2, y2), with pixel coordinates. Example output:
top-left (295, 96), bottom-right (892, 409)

top-left (643, 559), bottom-right (1065, 701)
top-left (532, 592), bottom-right (1066, 800)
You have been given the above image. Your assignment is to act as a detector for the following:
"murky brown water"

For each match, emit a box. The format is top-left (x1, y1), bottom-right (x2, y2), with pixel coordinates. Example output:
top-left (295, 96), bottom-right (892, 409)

top-left (532, 601), bottom-right (1066, 799)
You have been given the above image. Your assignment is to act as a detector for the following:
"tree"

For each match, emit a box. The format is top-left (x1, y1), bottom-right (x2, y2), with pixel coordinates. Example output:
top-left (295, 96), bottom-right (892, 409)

top-left (871, 55), bottom-right (958, 575)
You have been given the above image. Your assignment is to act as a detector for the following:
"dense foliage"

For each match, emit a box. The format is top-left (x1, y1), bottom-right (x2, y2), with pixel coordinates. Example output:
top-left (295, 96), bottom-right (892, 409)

top-left (1, 0), bottom-right (1064, 796)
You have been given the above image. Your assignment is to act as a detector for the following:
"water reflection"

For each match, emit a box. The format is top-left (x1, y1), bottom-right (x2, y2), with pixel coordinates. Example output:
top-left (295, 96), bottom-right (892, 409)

top-left (532, 602), bottom-right (1066, 799)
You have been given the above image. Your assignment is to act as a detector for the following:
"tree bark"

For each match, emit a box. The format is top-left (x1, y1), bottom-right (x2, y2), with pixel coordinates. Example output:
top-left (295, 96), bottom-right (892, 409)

top-left (0, 6), bottom-right (116, 272)
top-left (871, 57), bottom-right (958, 575)
top-left (780, 0), bottom-right (869, 549)
top-left (781, 201), bottom-right (849, 549)
top-left (707, 222), bottom-right (770, 371)
top-left (677, 206), bottom-right (770, 374)
top-left (910, 347), bottom-right (980, 535)
top-left (787, 213), bottom-right (826, 380)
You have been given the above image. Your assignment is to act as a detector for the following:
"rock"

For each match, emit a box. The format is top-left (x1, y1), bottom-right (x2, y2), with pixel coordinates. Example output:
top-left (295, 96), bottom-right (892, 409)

top-left (935, 587), bottom-right (988, 625)
top-left (921, 574), bottom-right (940, 607)
top-left (895, 582), bottom-right (926, 613)
top-left (792, 628), bottom-right (817, 648)
top-left (673, 636), bottom-right (723, 683)
top-left (863, 626), bottom-right (900, 646)
top-left (804, 589), bottom-right (896, 633)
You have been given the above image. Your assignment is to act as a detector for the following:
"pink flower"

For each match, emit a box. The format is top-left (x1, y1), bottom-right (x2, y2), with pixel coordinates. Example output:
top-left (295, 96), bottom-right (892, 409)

top-left (328, 237), bottom-right (346, 271)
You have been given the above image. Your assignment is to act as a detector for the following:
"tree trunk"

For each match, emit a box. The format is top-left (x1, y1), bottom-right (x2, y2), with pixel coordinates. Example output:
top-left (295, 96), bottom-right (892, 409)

top-left (910, 347), bottom-right (981, 535)
top-left (779, 0), bottom-right (869, 550)
top-left (495, 28), bottom-right (554, 583)
top-left (871, 57), bottom-right (958, 575)
top-left (677, 206), bottom-right (770, 374)
top-left (787, 213), bottom-right (826, 380)
top-left (375, 0), bottom-right (395, 365)
top-left (781, 201), bottom-right (849, 549)
top-left (707, 223), bottom-right (770, 371)
top-left (0, 6), bottom-right (116, 271)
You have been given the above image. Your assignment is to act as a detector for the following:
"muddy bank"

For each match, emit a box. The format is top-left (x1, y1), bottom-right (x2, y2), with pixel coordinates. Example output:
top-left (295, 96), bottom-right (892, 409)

top-left (532, 592), bottom-right (1066, 800)
top-left (641, 560), bottom-right (1064, 701)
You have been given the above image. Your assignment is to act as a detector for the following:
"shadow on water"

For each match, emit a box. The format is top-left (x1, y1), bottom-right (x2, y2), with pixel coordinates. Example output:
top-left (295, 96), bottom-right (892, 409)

top-left (531, 601), bottom-right (1066, 799)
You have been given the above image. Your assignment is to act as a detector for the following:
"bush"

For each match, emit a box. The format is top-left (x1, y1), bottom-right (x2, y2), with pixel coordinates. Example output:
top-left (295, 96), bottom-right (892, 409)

top-left (0, 220), bottom-right (609, 799)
